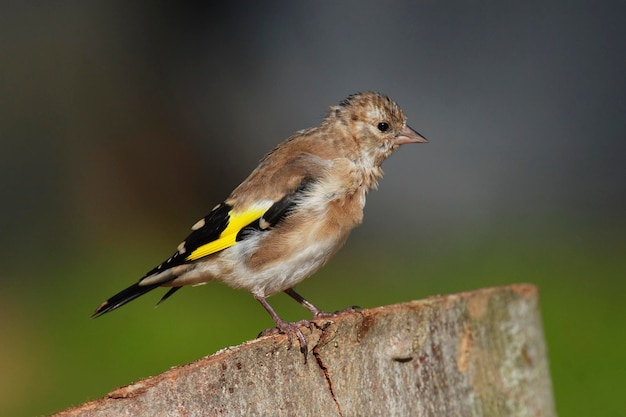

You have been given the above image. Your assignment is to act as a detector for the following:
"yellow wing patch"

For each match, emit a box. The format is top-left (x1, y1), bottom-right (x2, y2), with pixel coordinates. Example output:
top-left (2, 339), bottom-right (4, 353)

top-left (185, 205), bottom-right (269, 261)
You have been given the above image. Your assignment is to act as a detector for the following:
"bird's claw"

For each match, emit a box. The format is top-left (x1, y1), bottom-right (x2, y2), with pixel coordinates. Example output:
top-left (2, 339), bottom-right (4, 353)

top-left (258, 319), bottom-right (312, 362)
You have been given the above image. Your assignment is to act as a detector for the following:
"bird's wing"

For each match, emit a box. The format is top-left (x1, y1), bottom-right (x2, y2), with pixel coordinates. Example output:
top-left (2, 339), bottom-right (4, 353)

top-left (92, 152), bottom-right (330, 317)
top-left (181, 152), bottom-right (329, 263)
top-left (182, 202), bottom-right (270, 261)
top-left (91, 202), bottom-right (239, 317)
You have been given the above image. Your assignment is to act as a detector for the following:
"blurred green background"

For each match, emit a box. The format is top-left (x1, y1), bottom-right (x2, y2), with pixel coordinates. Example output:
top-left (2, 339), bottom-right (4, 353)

top-left (1, 2), bottom-right (624, 416)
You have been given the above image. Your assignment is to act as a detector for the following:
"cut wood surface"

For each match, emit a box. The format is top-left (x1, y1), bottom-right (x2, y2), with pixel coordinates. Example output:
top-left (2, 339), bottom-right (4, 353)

top-left (53, 284), bottom-right (556, 417)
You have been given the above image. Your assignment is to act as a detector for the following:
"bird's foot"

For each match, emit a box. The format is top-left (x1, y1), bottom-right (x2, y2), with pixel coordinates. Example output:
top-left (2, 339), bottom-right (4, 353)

top-left (258, 319), bottom-right (312, 362)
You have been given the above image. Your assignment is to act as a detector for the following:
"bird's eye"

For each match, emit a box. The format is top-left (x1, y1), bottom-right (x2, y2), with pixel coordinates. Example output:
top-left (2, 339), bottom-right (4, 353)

top-left (377, 122), bottom-right (389, 132)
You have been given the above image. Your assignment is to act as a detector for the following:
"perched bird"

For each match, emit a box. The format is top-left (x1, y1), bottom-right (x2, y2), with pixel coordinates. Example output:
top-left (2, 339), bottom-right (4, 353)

top-left (93, 91), bottom-right (427, 357)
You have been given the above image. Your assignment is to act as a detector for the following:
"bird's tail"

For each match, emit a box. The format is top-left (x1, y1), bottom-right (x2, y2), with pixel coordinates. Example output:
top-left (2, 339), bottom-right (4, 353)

top-left (92, 281), bottom-right (163, 318)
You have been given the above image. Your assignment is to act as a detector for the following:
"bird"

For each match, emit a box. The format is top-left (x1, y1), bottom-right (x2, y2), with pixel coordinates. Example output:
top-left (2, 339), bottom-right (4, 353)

top-left (93, 91), bottom-right (427, 358)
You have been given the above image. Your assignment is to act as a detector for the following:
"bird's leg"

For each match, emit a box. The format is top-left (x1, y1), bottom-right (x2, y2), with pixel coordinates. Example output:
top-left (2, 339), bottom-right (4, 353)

top-left (284, 288), bottom-right (324, 317)
top-left (254, 294), bottom-right (309, 359)
top-left (284, 288), bottom-right (361, 319)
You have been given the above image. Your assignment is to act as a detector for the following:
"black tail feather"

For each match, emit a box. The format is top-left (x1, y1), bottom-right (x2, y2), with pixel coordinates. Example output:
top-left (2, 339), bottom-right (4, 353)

top-left (156, 287), bottom-right (182, 306)
top-left (92, 281), bottom-right (162, 318)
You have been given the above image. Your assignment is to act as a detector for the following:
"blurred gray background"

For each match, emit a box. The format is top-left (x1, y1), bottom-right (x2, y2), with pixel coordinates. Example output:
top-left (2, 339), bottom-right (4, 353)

top-left (1, 2), bottom-right (624, 416)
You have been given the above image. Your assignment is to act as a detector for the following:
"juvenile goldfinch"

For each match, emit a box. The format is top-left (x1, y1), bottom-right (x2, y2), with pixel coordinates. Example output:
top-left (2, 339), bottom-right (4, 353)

top-left (93, 91), bottom-right (427, 356)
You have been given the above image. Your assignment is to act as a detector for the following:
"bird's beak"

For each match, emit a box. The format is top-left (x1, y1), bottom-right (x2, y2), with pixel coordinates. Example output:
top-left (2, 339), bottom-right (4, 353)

top-left (396, 124), bottom-right (428, 145)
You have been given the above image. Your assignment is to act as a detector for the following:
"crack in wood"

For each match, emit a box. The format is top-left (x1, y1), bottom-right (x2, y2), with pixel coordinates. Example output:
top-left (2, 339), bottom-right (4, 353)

top-left (311, 322), bottom-right (343, 417)
top-left (312, 340), bottom-right (343, 417)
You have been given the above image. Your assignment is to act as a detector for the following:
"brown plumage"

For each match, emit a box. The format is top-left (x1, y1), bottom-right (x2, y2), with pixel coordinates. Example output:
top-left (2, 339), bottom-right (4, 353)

top-left (93, 91), bottom-right (427, 359)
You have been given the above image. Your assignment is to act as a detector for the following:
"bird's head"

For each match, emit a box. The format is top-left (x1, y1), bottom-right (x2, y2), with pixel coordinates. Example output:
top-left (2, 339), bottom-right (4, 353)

top-left (329, 92), bottom-right (427, 167)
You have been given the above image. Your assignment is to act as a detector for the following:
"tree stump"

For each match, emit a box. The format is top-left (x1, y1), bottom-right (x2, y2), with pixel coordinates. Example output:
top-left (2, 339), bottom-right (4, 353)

top-left (52, 284), bottom-right (556, 416)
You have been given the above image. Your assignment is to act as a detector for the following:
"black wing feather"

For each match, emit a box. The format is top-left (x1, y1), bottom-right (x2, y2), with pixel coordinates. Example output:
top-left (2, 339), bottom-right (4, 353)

top-left (92, 203), bottom-right (232, 317)
top-left (236, 178), bottom-right (314, 241)
top-left (142, 202), bottom-right (232, 277)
